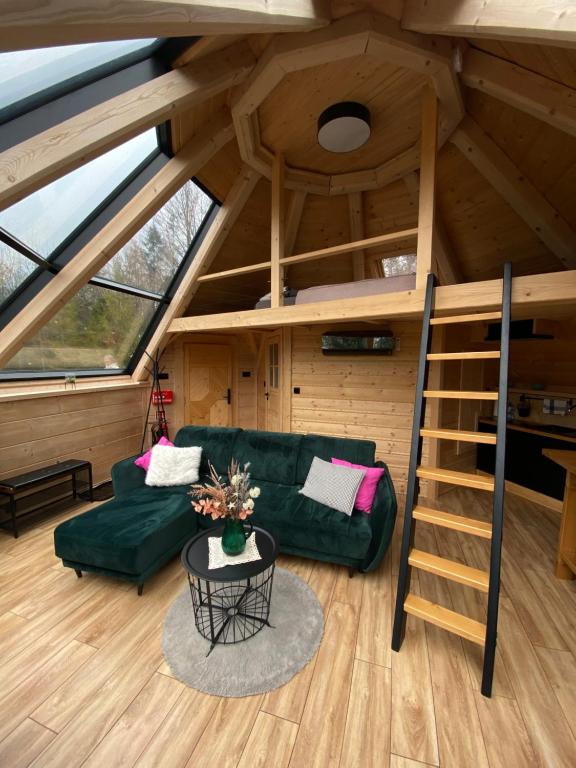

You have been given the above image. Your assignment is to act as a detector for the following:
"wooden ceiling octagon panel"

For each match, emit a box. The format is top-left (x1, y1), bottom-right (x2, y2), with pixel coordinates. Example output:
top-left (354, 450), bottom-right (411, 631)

top-left (231, 11), bottom-right (464, 195)
top-left (258, 54), bottom-right (425, 175)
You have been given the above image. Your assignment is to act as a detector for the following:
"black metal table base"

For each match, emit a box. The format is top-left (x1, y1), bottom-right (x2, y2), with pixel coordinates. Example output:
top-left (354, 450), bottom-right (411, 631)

top-left (188, 565), bottom-right (275, 656)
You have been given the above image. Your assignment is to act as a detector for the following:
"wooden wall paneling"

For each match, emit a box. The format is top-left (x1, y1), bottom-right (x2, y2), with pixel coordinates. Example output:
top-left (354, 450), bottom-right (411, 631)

top-left (466, 89), bottom-right (576, 233)
top-left (0, 387), bottom-right (147, 485)
top-left (435, 143), bottom-right (555, 281)
top-left (416, 85), bottom-right (439, 289)
top-left (195, 140), bottom-right (245, 204)
top-left (281, 327), bottom-right (292, 432)
top-left (0, 112), bottom-right (236, 372)
top-left (0, 45), bottom-right (254, 210)
top-left (289, 323), bottom-right (427, 496)
top-left (271, 154), bottom-right (286, 308)
top-left (0, 1), bottom-right (330, 50)
top-left (450, 116), bottom-right (576, 270)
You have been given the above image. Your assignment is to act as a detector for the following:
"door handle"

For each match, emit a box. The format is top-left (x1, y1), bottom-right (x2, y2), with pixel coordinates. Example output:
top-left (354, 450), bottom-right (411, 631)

top-left (225, 388), bottom-right (231, 405)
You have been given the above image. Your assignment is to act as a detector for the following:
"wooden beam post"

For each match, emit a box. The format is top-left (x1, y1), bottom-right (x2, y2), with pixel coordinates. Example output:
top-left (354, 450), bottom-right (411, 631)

top-left (132, 166), bottom-right (260, 380)
top-left (348, 192), bottom-right (366, 281)
top-left (416, 85), bottom-right (439, 290)
top-left (450, 116), bottom-right (576, 269)
top-left (271, 153), bottom-right (285, 308)
top-left (0, 113), bottom-right (235, 369)
top-left (404, 171), bottom-right (464, 285)
top-left (0, 1), bottom-right (331, 50)
top-left (0, 43), bottom-right (254, 211)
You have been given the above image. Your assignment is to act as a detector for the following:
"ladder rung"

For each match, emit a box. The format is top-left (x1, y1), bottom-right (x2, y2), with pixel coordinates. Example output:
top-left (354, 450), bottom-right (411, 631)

top-left (420, 427), bottom-right (497, 445)
top-left (413, 506), bottom-right (493, 538)
top-left (404, 594), bottom-right (486, 646)
top-left (417, 466), bottom-right (495, 491)
top-left (426, 351), bottom-right (500, 361)
top-left (430, 312), bottom-right (502, 326)
top-left (409, 548), bottom-right (490, 591)
top-left (424, 390), bottom-right (498, 400)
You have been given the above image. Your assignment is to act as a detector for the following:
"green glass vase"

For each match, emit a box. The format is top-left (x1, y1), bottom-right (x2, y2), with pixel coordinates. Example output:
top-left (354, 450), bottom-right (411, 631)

top-left (221, 518), bottom-right (248, 556)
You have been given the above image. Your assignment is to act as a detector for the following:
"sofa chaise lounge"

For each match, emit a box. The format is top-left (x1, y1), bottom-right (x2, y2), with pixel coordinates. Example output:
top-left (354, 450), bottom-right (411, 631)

top-left (54, 426), bottom-right (397, 592)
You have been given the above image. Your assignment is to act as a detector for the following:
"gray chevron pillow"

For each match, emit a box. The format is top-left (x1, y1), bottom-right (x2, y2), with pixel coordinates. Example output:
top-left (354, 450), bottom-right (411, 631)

top-left (299, 456), bottom-right (365, 516)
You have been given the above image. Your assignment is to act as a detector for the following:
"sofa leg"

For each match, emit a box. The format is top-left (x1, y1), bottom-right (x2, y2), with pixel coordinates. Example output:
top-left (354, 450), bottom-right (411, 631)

top-left (74, 569), bottom-right (82, 578)
top-left (137, 583), bottom-right (144, 596)
top-left (348, 567), bottom-right (356, 579)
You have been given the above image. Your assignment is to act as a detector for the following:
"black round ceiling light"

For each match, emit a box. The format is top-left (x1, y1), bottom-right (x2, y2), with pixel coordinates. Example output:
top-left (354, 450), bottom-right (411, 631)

top-left (317, 102), bottom-right (371, 153)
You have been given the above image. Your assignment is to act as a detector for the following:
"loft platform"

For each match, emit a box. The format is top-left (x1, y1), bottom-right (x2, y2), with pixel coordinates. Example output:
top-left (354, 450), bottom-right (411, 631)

top-left (168, 270), bottom-right (576, 333)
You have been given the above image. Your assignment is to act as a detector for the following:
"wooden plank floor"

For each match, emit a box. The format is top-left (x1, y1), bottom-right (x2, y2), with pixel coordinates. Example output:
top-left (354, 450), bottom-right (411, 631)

top-left (1, 490), bottom-right (576, 767)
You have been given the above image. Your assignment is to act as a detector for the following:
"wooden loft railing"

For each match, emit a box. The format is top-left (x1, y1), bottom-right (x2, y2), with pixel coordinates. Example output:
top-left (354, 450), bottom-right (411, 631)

top-left (196, 228), bottom-right (419, 283)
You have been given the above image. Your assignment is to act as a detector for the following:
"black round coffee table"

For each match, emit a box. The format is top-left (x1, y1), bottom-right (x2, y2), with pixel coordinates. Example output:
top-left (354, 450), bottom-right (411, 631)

top-left (181, 525), bottom-right (278, 655)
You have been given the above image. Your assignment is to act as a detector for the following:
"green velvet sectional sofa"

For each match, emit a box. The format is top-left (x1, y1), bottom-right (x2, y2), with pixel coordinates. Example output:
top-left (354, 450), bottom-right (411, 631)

top-left (54, 426), bottom-right (397, 592)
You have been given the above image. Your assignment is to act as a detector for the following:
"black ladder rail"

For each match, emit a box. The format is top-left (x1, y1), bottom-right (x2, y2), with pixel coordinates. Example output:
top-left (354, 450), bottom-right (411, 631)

top-left (481, 261), bottom-right (512, 696)
top-left (391, 271), bottom-right (436, 651)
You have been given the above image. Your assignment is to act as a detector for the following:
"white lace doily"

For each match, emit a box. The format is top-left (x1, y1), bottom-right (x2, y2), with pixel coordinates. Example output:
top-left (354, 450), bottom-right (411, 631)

top-left (208, 531), bottom-right (261, 569)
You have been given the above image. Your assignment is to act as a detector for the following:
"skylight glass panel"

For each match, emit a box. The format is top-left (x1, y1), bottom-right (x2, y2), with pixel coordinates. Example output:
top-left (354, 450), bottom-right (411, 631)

top-left (97, 180), bottom-right (213, 295)
top-left (0, 129), bottom-right (158, 256)
top-left (3, 283), bottom-right (158, 373)
top-left (0, 39), bottom-right (156, 113)
top-left (0, 243), bottom-right (38, 305)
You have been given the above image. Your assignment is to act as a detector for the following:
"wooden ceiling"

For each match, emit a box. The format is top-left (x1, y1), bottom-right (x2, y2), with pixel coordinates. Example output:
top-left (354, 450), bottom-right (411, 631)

top-left (258, 54), bottom-right (425, 175)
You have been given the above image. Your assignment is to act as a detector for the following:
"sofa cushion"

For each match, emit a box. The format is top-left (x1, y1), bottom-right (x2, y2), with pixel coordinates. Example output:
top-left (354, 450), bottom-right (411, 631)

top-left (54, 489), bottom-right (195, 576)
top-left (296, 434), bottom-right (376, 485)
top-left (196, 480), bottom-right (371, 561)
top-left (231, 429), bottom-right (303, 485)
top-left (174, 426), bottom-right (241, 475)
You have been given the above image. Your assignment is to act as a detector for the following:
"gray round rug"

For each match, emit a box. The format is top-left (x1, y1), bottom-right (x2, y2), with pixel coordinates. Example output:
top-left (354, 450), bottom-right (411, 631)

top-left (162, 567), bottom-right (324, 697)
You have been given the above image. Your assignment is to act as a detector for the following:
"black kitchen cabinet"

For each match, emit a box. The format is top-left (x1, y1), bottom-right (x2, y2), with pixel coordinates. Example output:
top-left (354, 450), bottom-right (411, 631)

top-left (476, 421), bottom-right (570, 501)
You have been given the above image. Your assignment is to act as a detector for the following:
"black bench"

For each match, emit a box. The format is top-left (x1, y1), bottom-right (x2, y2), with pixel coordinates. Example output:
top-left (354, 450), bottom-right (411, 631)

top-left (0, 460), bottom-right (93, 538)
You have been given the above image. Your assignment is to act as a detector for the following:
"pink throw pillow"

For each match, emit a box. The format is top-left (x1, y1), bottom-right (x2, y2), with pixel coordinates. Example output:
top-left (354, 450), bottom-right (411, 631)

top-left (331, 458), bottom-right (385, 513)
top-left (135, 436), bottom-right (174, 471)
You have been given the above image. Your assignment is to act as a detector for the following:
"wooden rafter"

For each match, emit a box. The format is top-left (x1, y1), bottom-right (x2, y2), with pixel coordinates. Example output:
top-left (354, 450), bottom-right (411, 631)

top-left (0, 1), bottom-right (331, 51)
top-left (450, 117), bottom-right (576, 270)
top-left (462, 48), bottom-right (576, 139)
top-left (132, 165), bottom-right (260, 381)
top-left (168, 269), bottom-right (576, 333)
top-left (402, 0), bottom-right (576, 48)
top-left (416, 85), bottom-right (438, 289)
top-left (0, 43), bottom-right (254, 211)
top-left (0, 113), bottom-right (235, 369)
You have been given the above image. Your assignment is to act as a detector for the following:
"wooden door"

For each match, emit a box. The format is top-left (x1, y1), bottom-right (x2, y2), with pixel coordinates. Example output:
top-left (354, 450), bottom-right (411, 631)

top-left (258, 333), bottom-right (282, 432)
top-left (184, 344), bottom-right (232, 427)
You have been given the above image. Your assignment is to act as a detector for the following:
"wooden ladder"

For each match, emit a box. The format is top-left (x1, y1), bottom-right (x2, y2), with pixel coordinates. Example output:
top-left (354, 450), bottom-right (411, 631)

top-left (391, 262), bottom-right (512, 697)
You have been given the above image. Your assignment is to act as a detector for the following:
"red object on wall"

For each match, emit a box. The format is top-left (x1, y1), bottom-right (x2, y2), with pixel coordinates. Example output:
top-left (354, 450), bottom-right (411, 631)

top-left (152, 390), bottom-right (173, 405)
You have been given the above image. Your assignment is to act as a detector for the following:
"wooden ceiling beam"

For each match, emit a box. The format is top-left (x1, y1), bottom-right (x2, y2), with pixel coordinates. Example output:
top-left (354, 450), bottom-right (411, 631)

top-left (132, 165), bottom-right (260, 381)
top-left (462, 48), bottom-right (576, 139)
top-left (402, 0), bottom-right (576, 48)
top-left (0, 112), bottom-right (235, 370)
top-left (0, 42), bottom-right (254, 211)
top-left (0, 1), bottom-right (331, 51)
top-left (450, 116), bottom-right (576, 270)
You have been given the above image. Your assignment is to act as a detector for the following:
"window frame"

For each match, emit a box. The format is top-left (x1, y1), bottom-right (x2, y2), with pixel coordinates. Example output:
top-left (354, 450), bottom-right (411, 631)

top-left (0, 188), bottom-right (220, 381)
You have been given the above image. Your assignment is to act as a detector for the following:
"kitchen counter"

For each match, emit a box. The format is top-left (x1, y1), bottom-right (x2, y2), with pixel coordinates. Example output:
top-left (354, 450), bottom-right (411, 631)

top-left (478, 417), bottom-right (576, 444)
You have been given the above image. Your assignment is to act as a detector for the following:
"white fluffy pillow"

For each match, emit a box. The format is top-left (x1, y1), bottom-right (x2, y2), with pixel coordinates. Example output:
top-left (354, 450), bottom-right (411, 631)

top-left (145, 444), bottom-right (202, 487)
